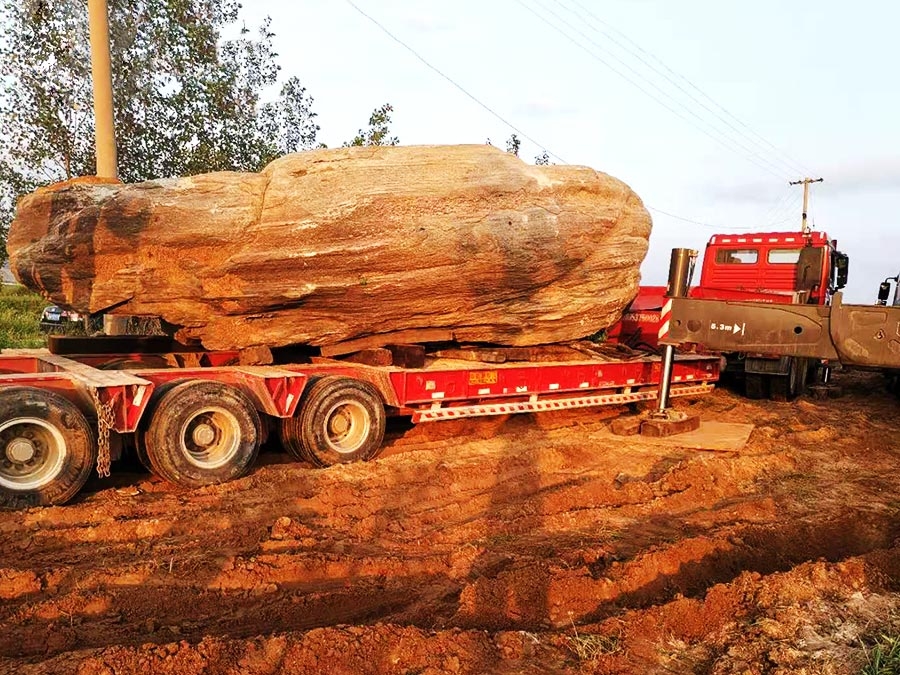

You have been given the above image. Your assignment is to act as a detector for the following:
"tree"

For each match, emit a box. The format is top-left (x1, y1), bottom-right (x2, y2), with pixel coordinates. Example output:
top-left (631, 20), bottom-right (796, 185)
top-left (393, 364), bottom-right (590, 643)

top-left (491, 135), bottom-right (553, 165)
top-left (0, 0), bottom-right (321, 263)
top-left (258, 76), bottom-right (321, 160)
top-left (505, 133), bottom-right (521, 157)
top-left (345, 103), bottom-right (399, 147)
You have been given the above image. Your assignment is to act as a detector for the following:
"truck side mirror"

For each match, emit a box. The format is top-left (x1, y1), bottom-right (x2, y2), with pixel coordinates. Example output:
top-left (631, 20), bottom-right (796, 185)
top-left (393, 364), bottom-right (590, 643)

top-left (833, 252), bottom-right (849, 290)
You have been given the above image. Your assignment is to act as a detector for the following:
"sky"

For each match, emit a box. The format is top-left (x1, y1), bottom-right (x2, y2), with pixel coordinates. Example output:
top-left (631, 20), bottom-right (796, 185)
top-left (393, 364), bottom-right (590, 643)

top-left (233, 0), bottom-right (899, 302)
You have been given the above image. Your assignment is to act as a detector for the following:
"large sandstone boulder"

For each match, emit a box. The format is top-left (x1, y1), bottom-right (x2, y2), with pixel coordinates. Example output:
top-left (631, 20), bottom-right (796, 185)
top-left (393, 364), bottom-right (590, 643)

top-left (8, 144), bottom-right (651, 351)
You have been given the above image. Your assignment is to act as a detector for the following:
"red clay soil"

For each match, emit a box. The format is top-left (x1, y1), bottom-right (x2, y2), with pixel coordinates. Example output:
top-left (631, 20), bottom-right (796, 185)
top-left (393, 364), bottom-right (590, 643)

top-left (0, 370), bottom-right (898, 674)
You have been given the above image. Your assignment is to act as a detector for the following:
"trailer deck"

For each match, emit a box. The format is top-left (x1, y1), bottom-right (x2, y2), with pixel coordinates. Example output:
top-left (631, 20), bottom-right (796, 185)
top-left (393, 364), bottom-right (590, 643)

top-left (0, 345), bottom-right (719, 506)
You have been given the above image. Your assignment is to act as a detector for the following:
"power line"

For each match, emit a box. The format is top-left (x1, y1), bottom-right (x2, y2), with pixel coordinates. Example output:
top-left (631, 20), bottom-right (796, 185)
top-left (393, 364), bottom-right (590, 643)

top-left (343, 0), bottom-right (566, 163)
top-left (515, 0), bottom-right (790, 180)
top-left (647, 205), bottom-right (760, 231)
top-left (767, 192), bottom-right (803, 228)
top-left (564, 0), bottom-right (817, 176)
top-left (758, 188), bottom-right (795, 223)
top-left (549, 0), bottom-right (806, 177)
top-left (343, 1), bottom-right (762, 234)
top-left (769, 211), bottom-right (804, 227)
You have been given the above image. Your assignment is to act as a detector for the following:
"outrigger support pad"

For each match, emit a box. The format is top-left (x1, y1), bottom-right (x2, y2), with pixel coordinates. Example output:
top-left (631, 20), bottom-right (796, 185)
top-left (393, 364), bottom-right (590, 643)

top-left (641, 409), bottom-right (700, 437)
top-left (609, 409), bottom-right (701, 438)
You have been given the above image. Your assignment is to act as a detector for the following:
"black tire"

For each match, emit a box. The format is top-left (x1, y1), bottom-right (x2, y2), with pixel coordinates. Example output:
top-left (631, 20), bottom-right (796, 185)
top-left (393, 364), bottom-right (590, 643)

top-left (0, 386), bottom-right (95, 507)
top-left (141, 380), bottom-right (261, 488)
top-left (99, 356), bottom-right (170, 370)
top-left (132, 433), bottom-right (155, 474)
top-left (278, 414), bottom-right (311, 463)
top-left (745, 373), bottom-right (767, 400)
top-left (888, 372), bottom-right (900, 396)
top-left (770, 358), bottom-right (800, 402)
top-left (281, 376), bottom-right (386, 468)
top-left (133, 381), bottom-right (182, 474)
top-left (805, 359), bottom-right (820, 385)
top-left (795, 358), bottom-right (810, 397)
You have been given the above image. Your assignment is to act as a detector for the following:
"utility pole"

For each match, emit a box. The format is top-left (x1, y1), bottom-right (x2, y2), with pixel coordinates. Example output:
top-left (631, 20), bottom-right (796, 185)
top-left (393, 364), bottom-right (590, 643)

top-left (87, 0), bottom-right (130, 335)
top-left (789, 177), bottom-right (823, 234)
top-left (87, 0), bottom-right (117, 178)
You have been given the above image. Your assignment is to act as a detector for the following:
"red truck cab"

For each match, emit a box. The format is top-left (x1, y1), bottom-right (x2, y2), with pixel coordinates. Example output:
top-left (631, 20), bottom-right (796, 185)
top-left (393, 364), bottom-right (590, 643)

top-left (694, 231), bottom-right (847, 306)
top-left (609, 230), bottom-right (849, 399)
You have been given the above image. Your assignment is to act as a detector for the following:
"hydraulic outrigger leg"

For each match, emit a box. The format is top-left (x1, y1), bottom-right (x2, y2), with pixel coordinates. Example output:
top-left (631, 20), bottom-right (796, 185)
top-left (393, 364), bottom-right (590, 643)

top-left (642, 248), bottom-right (702, 437)
top-left (611, 249), bottom-right (704, 438)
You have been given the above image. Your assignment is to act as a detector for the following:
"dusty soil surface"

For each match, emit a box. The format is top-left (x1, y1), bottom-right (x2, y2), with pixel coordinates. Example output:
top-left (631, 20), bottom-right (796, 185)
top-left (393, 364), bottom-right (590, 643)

top-left (0, 370), bottom-right (898, 674)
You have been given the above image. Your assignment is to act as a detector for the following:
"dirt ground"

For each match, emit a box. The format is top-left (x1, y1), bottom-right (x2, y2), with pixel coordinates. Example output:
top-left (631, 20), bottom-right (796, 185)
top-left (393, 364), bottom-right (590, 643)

top-left (0, 369), bottom-right (898, 675)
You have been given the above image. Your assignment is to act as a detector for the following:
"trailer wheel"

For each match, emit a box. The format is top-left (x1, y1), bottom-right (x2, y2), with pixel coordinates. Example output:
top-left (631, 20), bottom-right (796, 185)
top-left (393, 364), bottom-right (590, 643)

top-left (0, 387), bottom-right (95, 507)
top-left (278, 417), bottom-right (309, 463)
top-left (281, 376), bottom-right (386, 468)
top-left (133, 381), bottom-right (181, 474)
top-left (141, 380), bottom-right (261, 488)
top-left (99, 356), bottom-right (170, 370)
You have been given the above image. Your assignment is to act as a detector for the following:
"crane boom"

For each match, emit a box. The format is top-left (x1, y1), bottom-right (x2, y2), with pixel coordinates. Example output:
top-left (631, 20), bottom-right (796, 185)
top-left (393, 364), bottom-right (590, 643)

top-left (668, 294), bottom-right (900, 370)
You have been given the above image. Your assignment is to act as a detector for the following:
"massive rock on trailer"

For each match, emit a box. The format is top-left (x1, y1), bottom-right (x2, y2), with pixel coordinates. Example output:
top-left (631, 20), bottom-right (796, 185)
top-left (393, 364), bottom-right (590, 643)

top-left (7, 145), bottom-right (652, 352)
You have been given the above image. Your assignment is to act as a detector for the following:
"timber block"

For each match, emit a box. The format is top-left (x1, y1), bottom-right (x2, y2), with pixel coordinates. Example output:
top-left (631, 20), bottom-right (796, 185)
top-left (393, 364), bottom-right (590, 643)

top-left (386, 344), bottom-right (426, 369)
top-left (640, 414), bottom-right (701, 438)
top-left (343, 348), bottom-right (394, 367)
top-left (238, 345), bottom-right (273, 365)
top-left (610, 415), bottom-right (643, 436)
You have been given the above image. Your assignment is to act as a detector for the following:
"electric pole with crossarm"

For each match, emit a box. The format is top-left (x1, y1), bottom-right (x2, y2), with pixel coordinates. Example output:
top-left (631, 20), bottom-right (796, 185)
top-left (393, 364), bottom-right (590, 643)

top-left (789, 177), bottom-right (823, 234)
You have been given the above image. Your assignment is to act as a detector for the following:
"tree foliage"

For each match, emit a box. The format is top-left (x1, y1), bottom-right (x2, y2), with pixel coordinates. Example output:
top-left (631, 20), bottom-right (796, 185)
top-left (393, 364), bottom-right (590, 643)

top-left (505, 133), bottom-right (521, 157)
top-left (499, 134), bottom-right (552, 165)
top-left (0, 0), bottom-right (322, 262)
top-left (345, 103), bottom-right (399, 147)
top-left (259, 77), bottom-right (322, 157)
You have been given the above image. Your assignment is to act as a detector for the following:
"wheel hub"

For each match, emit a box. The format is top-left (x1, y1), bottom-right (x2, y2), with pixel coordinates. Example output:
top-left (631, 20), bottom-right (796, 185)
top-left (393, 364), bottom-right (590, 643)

top-left (324, 401), bottom-right (370, 454)
top-left (180, 407), bottom-right (242, 470)
top-left (329, 412), bottom-right (351, 436)
top-left (192, 422), bottom-right (217, 447)
top-left (6, 438), bottom-right (37, 463)
top-left (0, 417), bottom-right (66, 490)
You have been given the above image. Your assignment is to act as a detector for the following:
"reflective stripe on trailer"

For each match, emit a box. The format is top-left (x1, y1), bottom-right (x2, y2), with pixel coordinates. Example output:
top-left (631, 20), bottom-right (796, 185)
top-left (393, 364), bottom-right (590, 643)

top-left (411, 383), bottom-right (714, 422)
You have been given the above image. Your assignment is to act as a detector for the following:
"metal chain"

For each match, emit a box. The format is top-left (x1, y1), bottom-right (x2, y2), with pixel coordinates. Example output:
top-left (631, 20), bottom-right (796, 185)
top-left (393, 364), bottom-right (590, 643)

top-left (89, 387), bottom-right (116, 478)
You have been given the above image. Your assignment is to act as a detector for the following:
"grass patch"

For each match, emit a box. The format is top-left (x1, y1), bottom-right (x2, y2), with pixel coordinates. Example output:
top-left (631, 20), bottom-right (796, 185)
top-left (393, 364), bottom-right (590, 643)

top-left (0, 286), bottom-right (163, 350)
top-left (565, 620), bottom-right (620, 661)
top-left (0, 285), bottom-right (47, 349)
top-left (862, 635), bottom-right (900, 675)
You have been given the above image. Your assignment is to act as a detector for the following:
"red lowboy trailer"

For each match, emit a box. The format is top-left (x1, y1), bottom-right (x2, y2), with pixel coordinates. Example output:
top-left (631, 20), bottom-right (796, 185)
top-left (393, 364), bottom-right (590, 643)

top-left (0, 343), bottom-right (719, 507)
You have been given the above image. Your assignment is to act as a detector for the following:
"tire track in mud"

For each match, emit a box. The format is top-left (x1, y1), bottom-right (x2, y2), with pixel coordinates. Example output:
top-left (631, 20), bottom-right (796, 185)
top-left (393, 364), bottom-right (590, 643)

top-left (0, 416), bottom-right (772, 658)
top-left (0, 453), bottom-right (886, 657)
